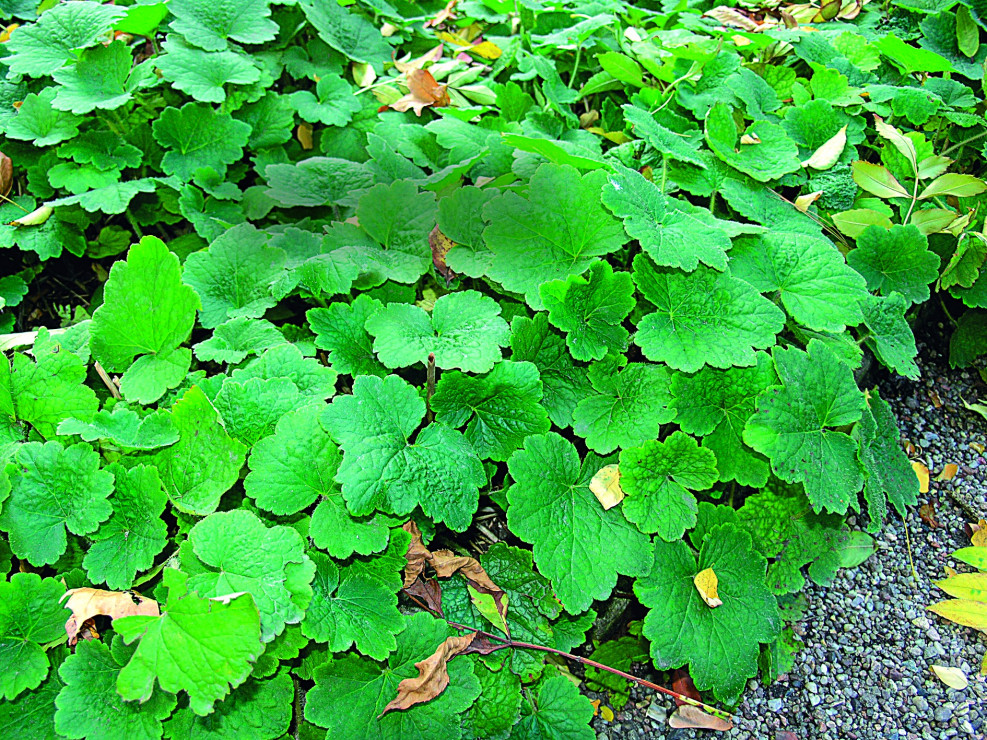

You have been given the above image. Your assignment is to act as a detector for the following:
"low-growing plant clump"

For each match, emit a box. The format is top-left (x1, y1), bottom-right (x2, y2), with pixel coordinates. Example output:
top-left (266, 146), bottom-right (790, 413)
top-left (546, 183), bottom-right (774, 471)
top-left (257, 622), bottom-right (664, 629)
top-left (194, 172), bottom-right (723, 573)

top-left (1, 0), bottom-right (985, 736)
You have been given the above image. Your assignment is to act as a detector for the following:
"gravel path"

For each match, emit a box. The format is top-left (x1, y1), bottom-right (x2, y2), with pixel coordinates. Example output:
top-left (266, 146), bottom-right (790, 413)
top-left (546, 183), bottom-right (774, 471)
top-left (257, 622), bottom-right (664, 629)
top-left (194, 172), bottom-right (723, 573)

top-left (588, 346), bottom-right (987, 740)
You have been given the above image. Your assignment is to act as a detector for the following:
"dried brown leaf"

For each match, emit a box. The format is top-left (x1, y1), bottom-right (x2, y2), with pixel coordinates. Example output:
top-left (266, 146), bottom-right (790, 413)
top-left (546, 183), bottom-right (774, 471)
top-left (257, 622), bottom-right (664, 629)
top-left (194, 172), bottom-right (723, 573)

top-left (671, 668), bottom-right (701, 706)
top-left (429, 224), bottom-right (457, 284)
top-left (668, 704), bottom-right (734, 731)
top-left (0, 151), bottom-right (11, 197)
top-left (405, 576), bottom-right (444, 616)
top-left (425, 0), bottom-right (457, 28)
top-left (297, 123), bottom-right (313, 150)
top-left (402, 521), bottom-right (430, 588)
top-left (937, 463), bottom-right (959, 481)
top-left (61, 587), bottom-right (159, 645)
top-left (380, 632), bottom-right (477, 716)
top-left (920, 500), bottom-right (940, 529)
top-left (704, 6), bottom-right (760, 31)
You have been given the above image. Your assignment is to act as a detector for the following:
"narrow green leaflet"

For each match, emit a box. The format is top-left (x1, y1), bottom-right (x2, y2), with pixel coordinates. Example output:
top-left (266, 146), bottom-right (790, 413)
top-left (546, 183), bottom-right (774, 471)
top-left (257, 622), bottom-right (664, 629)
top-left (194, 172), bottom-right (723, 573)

top-left (744, 341), bottom-right (865, 514)
top-left (54, 638), bottom-right (176, 740)
top-left (0, 441), bottom-right (112, 566)
top-left (506, 433), bottom-right (652, 613)
top-left (321, 374), bottom-right (485, 531)
top-left (670, 353), bottom-right (777, 488)
top-left (483, 164), bottom-right (627, 309)
top-left (115, 568), bottom-right (263, 717)
top-left (168, 0), bottom-right (278, 51)
top-left (634, 523), bottom-right (780, 703)
top-left (51, 42), bottom-right (153, 115)
top-left (144, 385), bottom-right (247, 515)
top-left (0, 574), bottom-right (67, 700)
top-left (298, 0), bottom-right (392, 67)
top-left (511, 675), bottom-right (595, 740)
top-left (572, 355), bottom-right (675, 454)
top-left (705, 102), bottom-right (801, 181)
top-left (304, 612), bottom-right (481, 740)
top-left (859, 292), bottom-right (920, 380)
top-left (432, 360), bottom-right (550, 461)
top-left (365, 291), bottom-right (509, 373)
top-left (82, 463), bottom-right (168, 590)
top-left (619, 432), bottom-right (718, 541)
top-left (602, 163), bottom-right (732, 272)
top-left (846, 224), bottom-right (941, 305)
top-left (91, 236), bottom-right (200, 404)
top-left (152, 103), bottom-right (251, 180)
top-left (540, 261), bottom-right (635, 362)
top-left (853, 389), bottom-right (920, 532)
top-left (302, 551), bottom-right (404, 660)
top-left (308, 295), bottom-right (387, 377)
top-left (632, 254), bottom-right (785, 372)
top-left (729, 231), bottom-right (868, 333)
top-left (162, 672), bottom-right (292, 740)
top-left (509, 313), bottom-right (591, 429)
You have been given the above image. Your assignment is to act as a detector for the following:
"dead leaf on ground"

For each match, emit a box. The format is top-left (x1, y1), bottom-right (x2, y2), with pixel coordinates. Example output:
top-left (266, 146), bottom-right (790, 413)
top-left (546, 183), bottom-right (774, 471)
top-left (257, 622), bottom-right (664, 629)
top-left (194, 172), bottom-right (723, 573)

top-left (393, 45), bottom-right (444, 74)
top-left (969, 519), bottom-right (987, 547)
top-left (600, 705), bottom-right (615, 722)
top-left (429, 225), bottom-right (457, 285)
top-left (931, 665), bottom-right (969, 690)
top-left (425, 0), bottom-right (457, 27)
top-left (0, 151), bottom-right (11, 197)
top-left (920, 500), bottom-right (940, 529)
top-left (296, 123), bottom-right (313, 150)
top-left (693, 567), bottom-right (723, 608)
top-left (703, 6), bottom-right (761, 31)
top-left (671, 668), bottom-right (701, 706)
top-left (937, 463), bottom-right (959, 481)
top-left (668, 704), bottom-right (734, 731)
top-left (590, 699), bottom-right (601, 717)
top-left (912, 461), bottom-right (930, 493)
top-left (402, 521), bottom-right (431, 587)
top-left (385, 69), bottom-right (450, 116)
top-left (405, 576), bottom-right (444, 616)
top-left (970, 441), bottom-right (985, 454)
top-left (930, 390), bottom-right (943, 408)
top-left (61, 587), bottom-right (159, 645)
top-left (794, 191), bottom-right (823, 212)
top-left (590, 464), bottom-right (624, 510)
top-left (380, 632), bottom-right (477, 716)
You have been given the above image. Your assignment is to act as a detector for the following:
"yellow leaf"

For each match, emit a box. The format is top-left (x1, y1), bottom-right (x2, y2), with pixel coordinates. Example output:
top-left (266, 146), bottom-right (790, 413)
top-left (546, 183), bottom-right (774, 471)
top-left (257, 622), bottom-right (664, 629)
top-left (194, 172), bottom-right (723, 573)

top-left (928, 598), bottom-right (987, 631)
top-left (693, 567), bottom-right (723, 608)
top-left (590, 699), bottom-right (601, 717)
top-left (954, 546), bottom-right (987, 571)
top-left (9, 204), bottom-right (52, 227)
top-left (352, 62), bottom-right (376, 88)
top-left (802, 125), bottom-right (848, 170)
top-left (937, 463), bottom-right (959, 481)
top-left (467, 41), bottom-right (502, 59)
top-left (795, 191), bottom-right (823, 212)
top-left (973, 527), bottom-right (987, 548)
top-left (297, 123), bottom-right (313, 150)
top-left (934, 572), bottom-right (987, 603)
top-left (739, 133), bottom-right (761, 145)
top-left (601, 705), bottom-right (615, 722)
top-left (912, 461), bottom-right (930, 493)
top-left (931, 665), bottom-right (969, 690)
top-left (589, 464), bottom-right (624, 510)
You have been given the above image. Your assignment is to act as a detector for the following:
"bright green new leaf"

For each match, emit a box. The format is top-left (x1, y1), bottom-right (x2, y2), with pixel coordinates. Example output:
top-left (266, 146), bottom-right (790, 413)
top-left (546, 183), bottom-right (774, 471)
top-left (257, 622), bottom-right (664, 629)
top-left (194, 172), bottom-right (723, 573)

top-left (156, 37), bottom-right (261, 104)
top-left (365, 291), bottom-right (509, 373)
top-left (5, 87), bottom-right (82, 146)
top-left (506, 433), bottom-right (651, 613)
top-left (540, 261), bottom-right (635, 362)
top-left (51, 42), bottom-right (153, 114)
top-left (305, 612), bottom-right (479, 740)
top-left (876, 33), bottom-right (954, 74)
top-left (859, 292), bottom-right (920, 379)
top-left (744, 341), bottom-right (865, 513)
top-left (144, 385), bottom-right (247, 515)
top-left (169, 0), bottom-right (278, 51)
top-left (213, 376), bottom-right (302, 446)
top-left (321, 374), bottom-right (485, 531)
top-left (634, 523), bottom-right (780, 703)
top-left (705, 102), bottom-right (801, 181)
top-left (941, 233), bottom-right (987, 291)
top-left (670, 353), bottom-right (776, 487)
top-left (119, 349), bottom-right (194, 406)
top-left (193, 317), bottom-right (286, 365)
top-left (152, 103), bottom-right (251, 180)
top-left (846, 225), bottom-right (940, 305)
top-left (290, 76), bottom-right (361, 127)
top-left (83, 463), bottom-right (168, 590)
top-left (440, 185), bottom-right (498, 278)
top-left (0, 573), bottom-right (67, 700)
top-left (483, 164), bottom-right (627, 309)
top-left (619, 432), bottom-right (718, 540)
top-left (115, 568), bottom-right (263, 716)
top-left (622, 104), bottom-right (706, 167)
top-left (632, 254), bottom-right (785, 372)
top-left (308, 295), bottom-right (387, 377)
top-left (162, 672), bottom-right (292, 740)
top-left (0, 441), bottom-right (112, 566)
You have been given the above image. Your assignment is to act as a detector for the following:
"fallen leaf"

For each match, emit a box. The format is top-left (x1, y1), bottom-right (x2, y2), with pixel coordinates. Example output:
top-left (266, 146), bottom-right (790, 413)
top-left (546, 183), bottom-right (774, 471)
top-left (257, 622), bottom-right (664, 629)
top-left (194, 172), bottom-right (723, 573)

top-left (601, 705), bottom-right (615, 722)
top-left (802, 125), bottom-right (847, 170)
top-left (668, 704), bottom-right (733, 731)
top-left (934, 571), bottom-right (987, 603)
top-left (425, 0), bottom-right (457, 27)
top-left (928, 599), bottom-right (987, 630)
top-left (61, 587), bottom-right (159, 645)
top-left (937, 463), bottom-right (959, 481)
top-left (296, 123), bottom-right (313, 150)
top-left (429, 224), bottom-right (457, 284)
top-left (920, 500), bottom-right (939, 529)
top-left (972, 519), bottom-right (987, 547)
top-left (913, 461), bottom-right (930, 493)
top-left (671, 668), bottom-right (701, 706)
top-left (693, 567), bottom-right (723, 608)
top-left (945, 566), bottom-right (958, 577)
top-left (703, 6), bottom-right (760, 31)
top-left (970, 442), bottom-right (985, 454)
top-left (466, 40), bottom-right (502, 60)
top-left (930, 390), bottom-right (943, 408)
top-left (467, 583), bottom-right (509, 635)
top-left (905, 439), bottom-right (917, 456)
top-left (405, 576), bottom-right (444, 615)
top-left (794, 191), bottom-right (823, 212)
top-left (9, 204), bottom-right (52, 226)
top-left (579, 110), bottom-right (600, 129)
top-left (401, 521), bottom-right (431, 587)
top-left (589, 464), bottom-right (624, 510)
top-left (385, 69), bottom-right (450, 116)
top-left (962, 397), bottom-right (987, 422)
top-left (0, 150), bottom-right (11, 197)
top-left (932, 665), bottom-right (970, 690)
top-left (393, 45), bottom-right (444, 74)
top-left (590, 699), bottom-right (601, 717)
top-left (380, 632), bottom-right (477, 716)
top-left (380, 22), bottom-right (398, 37)
top-left (0, 23), bottom-right (18, 43)
top-left (740, 133), bottom-right (761, 145)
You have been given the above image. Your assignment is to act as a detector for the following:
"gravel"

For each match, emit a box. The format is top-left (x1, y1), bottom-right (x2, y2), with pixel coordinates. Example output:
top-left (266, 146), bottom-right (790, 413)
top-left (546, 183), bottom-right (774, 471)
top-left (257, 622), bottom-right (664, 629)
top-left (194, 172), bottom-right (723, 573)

top-left (588, 346), bottom-right (987, 739)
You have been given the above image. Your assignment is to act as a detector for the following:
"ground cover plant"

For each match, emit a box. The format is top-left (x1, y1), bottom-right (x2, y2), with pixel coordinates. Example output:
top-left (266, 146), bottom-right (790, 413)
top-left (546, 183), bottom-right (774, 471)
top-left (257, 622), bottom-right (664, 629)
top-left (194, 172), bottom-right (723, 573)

top-left (1, 0), bottom-right (985, 735)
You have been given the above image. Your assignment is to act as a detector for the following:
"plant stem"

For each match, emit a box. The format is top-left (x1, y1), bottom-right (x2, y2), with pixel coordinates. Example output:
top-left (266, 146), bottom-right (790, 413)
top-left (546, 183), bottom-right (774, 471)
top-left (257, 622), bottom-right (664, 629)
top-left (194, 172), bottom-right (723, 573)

top-left (567, 45), bottom-right (582, 89)
top-left (425, 352), bottom-right (436, 423)
top-left (940, 129), bottom-right (987, 158)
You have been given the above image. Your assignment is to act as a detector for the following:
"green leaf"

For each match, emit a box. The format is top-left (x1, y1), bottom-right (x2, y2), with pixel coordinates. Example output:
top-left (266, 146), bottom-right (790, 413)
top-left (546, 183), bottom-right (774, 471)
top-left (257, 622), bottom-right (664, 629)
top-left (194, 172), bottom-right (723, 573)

top-left (5, 87), bottom-right (81, 146)
top-left (859, 292), bottom-right (920, 380)
top-left (583, 633), bottom-right (649, 710)
top-left (619, 432), bottom-right (718, 540)
top-left (308, 295), bottom-right (387, 377)
top-left (0, 666), bottom-right (61, 740)
top-left (949, 309), bottom-right (987, 367)
top-left (832, 209), bottom-right (894, 239)
top-left (234, 92), bottom-right (295, 150)
top-left (632, 254), bottom-right (785, 372)
top-left (440, 185), bottom-right (498, 279)
top-left (0, 441), bottom-right (112, 566)
top-left (846, 225), bottom-right (940, 305)
top-left (144, 385), bottom-right (247, 515)
top-left (634, 523), bottom-right (780, 703)
top-left (264, 157), bottom-right (373, 208)
top-left (55, 638), bottom-right (176, 740)
top-left (51, 42), bottom-right (152, 114)
top-left (876, 33), bottom-right (955, 74)
top-left (181, 509), bottom-right (314, 642)
top-left (705, 102), bottom-right (801, 182)
top-left (432, 360), bottom-right (550, 461)
top-left (509, 313), bottom-right (591, 429)
top-left (3, 1), bottom-right (126, 77)
top-left (90, 235), bottom-right (200, 401)
top-left (602, 163), bottom-right (733, 272)
top-left (0, 573), bottom-right (67, 700)
top-left (152, 103), bottom-right (251, 180)
top-left (540, 261), bottom-right (634, 362)
top-left (512, 675), bottom-right (595, 740)
top-left (115, 568), bottom-right (263, 716)
top-left (213, 377), bottom-right (302, 447)
top-left (231, 343), bottom-right (337, 399)
top-left (744, 341), bottom-right (865, 514)
top-left (193, 317), bottom-right (286, 365)
top-left (851, 161), bottom-right (910, 199)
top-left (622, 104), bottom-right (706, 167)
top-left (321, 374), bottom-right (485, 531)
top-left (365, 291), bottom-right (509, 373)
top-left (162, 672), bottom-right (292, 740)
top-left (483, 164), bottom-right (627, 309)
top-left (941, 233), bottom-right (987, 291)
top-left (168, 0), bottom-right (278, 51)
top-left (119, 349), bottom-right (194, 406)
top-left (183, 224), bottom-right (287, 329)
top-left (572, 355), bottom-right (674, 455)
top-left (290, 76), bottom-right (361, 126)
top-left (506, 433), bottom-right (651, 613)
top-left (670, 353), bottom-right (776, 487)
top-left (464, 664), bottom-right (522, 739)
top-left (302, 551), bottom-right (404, 660)
top-left (82, 463), bottom-right (168, 590)
top-left (156, 37), bottom-right (261, 104)
top-left (46, 178), bottom-right (161, 215)
top-left (298, 0), bottom-right (392, 68)
top-left (304, 612), bottom-right (480, 740)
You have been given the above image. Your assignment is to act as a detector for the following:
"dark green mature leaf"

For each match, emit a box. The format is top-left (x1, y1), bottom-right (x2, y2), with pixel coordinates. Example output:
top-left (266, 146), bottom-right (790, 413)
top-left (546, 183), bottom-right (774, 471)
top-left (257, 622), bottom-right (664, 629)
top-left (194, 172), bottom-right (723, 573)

top-left (298, 0), bottom-right (392, 68)
top-left (308, 295), bottom-right (388, 377)
top-left (859, 292), bottom-right (920, 379)
top-left (152, 103), bottom-right (251, 180)
top-left (705, 102), bottom-right (801, 181)
top-left (0, 574), bottom-right (67, 700)
top-left (162, 672), bottom-right (292, 740)
top-left (511, 675), bottom-right (595, 739)
top-left (168, 0), bottom-right (279, 51)
top-left (846, 225), bottom-right (940, 305)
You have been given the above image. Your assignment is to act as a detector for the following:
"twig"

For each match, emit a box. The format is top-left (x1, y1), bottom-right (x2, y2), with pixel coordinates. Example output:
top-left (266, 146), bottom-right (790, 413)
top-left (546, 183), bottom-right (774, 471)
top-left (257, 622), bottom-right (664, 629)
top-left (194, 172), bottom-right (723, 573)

top-left (93, 361), bottom-right (122, 399)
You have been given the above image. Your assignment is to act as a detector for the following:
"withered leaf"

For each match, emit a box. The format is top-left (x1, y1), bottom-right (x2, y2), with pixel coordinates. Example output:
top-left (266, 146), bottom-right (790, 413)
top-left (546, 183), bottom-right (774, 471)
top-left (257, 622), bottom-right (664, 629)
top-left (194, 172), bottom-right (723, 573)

top-left (387, 69), bottom-right (450, 116)
top-left (402, 520), bottom-right (430, 588)
top-left (380, 632), bottom-right (477, 716)
top-left (693, 567), bottom-right (723, 608)
top-left (405, 576), bottom-right (444, 616)
top-left (429, 224), bottom-right (457, 284)
top-left (589, 464), bottom-right (624, 510)
top-left (0, 151), bottom-right (11, 197)
top-left (936, 463), bottom-right (959, 481)
top-left (671, 668), bottom-right (701, 706)
top-left (912, 461), bottom-right (930, 493)
top-left (668, 704), bottom-right (734, 731)
top-left (61, 587), bottom-right (159, 645)
top-left (920, 500), bottom-right (940, 529)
